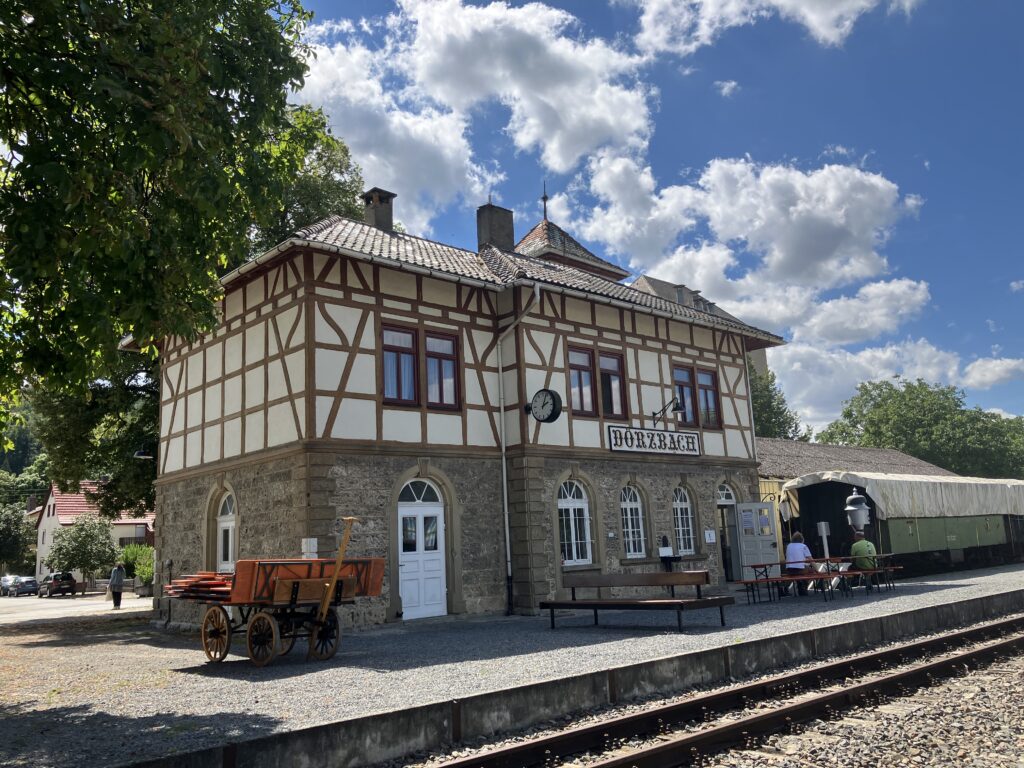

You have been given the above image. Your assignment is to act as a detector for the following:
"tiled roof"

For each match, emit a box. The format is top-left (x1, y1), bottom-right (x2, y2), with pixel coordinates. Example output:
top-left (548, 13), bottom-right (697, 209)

top-left (516, 219), bottom-right (631, 279)
top-left (46, 482), bottom-right (156, 527)
top-left (294, 216), bottom-right (502, 284)
top-left (756, 438), bottom-right (958, 480)
top-left (481, 245), bottom-right (782, 344)
top-left (276, 216), bottom-right (782, 346)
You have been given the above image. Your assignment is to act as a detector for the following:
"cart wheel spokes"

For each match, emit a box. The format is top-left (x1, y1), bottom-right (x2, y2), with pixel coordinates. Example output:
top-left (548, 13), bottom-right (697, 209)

top-left (246, 611), bottom-right (279, 667)
top-left (277, 619), bottom-right (297, 656)
top-left (308, 608), bottom-right (340, 661)
top-left (201, 605), bottom-right (232, 663)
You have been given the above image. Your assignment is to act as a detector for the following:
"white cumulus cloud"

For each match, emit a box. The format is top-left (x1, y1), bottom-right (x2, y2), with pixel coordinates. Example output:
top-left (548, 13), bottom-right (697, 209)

top-left (629, 0), bottom-right (926, 56)
top-left (714, 79), bottom-right (740, 97)
top-left (796, 278), bottom-right (931, 345)
top-left (1011, 280), bottom-right (1024, 292)
top-left (962, 358), bottom-right (1024, 390)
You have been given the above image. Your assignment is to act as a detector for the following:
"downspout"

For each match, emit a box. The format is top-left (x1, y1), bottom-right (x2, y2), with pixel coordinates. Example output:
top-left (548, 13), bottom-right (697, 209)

top-left (498, 283), bottom-right (541, 615)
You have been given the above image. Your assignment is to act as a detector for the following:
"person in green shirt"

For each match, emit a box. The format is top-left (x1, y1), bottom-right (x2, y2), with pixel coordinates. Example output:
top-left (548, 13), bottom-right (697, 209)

top-left (850, 531), bottom-right (877, 570)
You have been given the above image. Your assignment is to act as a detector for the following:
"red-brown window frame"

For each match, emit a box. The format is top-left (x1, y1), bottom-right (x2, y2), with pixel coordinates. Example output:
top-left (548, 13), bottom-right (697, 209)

top-left (381, 324), bottom-right (419, 406)
top-left (598, 351), bottom-right (628, 420)
top-left (567, 346), bottom-right (597, 417)
top-left (424, 331), bottom-right (460, 411)
top-left (672, 365), bottom-right (698, 427)
top-left (696, 367), bottom-right (723, 430)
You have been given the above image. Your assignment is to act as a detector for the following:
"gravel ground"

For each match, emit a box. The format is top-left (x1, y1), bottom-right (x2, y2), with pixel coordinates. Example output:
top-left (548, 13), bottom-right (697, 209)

top-left (701, 654), bottom-right (1024, 768)
top-left (1, 563), bottom-right (1023, 768)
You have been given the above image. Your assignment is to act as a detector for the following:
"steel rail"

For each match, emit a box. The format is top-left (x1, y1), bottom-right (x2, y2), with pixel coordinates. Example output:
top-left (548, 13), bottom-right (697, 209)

top-left (436, 614), bottom-right (1024, 768)
top-left (588, 628), bottom-right (1024, 768)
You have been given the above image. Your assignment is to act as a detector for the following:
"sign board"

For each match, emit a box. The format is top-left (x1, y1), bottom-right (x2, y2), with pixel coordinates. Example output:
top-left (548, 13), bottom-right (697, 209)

top-left (704, 529), bottom-right (716, 544)
top-left (607, 425), bottom-right (701, 456)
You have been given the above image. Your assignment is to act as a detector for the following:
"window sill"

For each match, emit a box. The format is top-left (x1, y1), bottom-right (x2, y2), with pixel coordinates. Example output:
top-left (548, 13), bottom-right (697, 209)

top-left (561, 564), bottom-right (600, 573)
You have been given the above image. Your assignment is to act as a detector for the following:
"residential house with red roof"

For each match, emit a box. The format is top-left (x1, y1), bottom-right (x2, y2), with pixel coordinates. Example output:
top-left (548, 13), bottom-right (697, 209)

top-left (34, 482), bottom-right (155, 580)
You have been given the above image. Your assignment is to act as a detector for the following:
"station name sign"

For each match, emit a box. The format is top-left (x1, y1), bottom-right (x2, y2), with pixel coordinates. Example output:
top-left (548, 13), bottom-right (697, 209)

top-left (607, 425), bottom-right (701, 456)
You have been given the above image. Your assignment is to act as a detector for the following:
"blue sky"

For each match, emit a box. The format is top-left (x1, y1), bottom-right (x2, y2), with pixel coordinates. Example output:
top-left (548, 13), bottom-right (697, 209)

top-left (296, 0), bottom-right (1023, 428)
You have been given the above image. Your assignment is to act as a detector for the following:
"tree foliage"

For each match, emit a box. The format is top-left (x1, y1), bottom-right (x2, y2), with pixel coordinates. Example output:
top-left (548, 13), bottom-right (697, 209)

top-left (0, 0), bottom-right (313, 427)
top-left (46, 514), bottom-right (120, 579)
top-left (120, 542), bottom-right (154, 581)
top-left (0, 503), bottom-right (34, 572)
top-left (28, 353), bottom-right (156, 518)
top-left (818, 378), bottom-right (1024, 478)
top-left (748, 360), bottom-right (811, 441)
top-left (0, 452), bottom-right (49, 510)
top-left (247, 106), bottom-right (364, 256)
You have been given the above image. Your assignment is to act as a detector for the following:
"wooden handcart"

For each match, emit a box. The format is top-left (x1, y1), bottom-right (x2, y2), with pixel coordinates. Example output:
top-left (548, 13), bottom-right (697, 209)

top-left (165, 518), bottom-right (384, 666)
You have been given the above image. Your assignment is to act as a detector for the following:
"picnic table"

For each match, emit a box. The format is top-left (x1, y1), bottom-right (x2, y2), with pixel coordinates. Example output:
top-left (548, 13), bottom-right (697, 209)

top-left (739, 554), bottom-right (899, 604)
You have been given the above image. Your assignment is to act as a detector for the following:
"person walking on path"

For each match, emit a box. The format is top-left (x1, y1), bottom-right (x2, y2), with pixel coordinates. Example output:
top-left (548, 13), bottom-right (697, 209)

top-left (109, 563), bottom-right (126, 609)
top-left (783, 532), bottom-right (815, 596)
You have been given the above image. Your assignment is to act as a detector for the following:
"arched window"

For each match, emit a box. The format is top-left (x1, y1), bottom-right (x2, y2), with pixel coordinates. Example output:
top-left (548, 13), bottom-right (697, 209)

top-left (558, 481), bottom-right (591, 566)
top-left (398, 479), bottom-right (441, 504)
top-left (673, 487), bottom-right (696, 555)
top-left (217, 493), bottom-right (237, 572)
top-left (620, 486), bottom-right (646, 559)
top-left (716, 484), bottom-right (737, 505)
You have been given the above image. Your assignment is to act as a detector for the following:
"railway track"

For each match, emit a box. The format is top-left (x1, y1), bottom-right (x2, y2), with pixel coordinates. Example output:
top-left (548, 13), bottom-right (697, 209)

top-left (433, 614), bottom-right (1024, 768)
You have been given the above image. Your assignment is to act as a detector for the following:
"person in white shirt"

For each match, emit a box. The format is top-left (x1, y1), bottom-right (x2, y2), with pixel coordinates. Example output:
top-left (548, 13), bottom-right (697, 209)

top-left (783, 532), bottom-right (814, 596)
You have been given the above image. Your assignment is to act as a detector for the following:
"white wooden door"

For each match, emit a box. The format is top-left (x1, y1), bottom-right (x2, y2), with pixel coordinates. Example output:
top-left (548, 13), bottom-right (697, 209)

top-left (736, 503), bottom-right (779, 580)
top-left (398, 500), bottom-right (447, 620)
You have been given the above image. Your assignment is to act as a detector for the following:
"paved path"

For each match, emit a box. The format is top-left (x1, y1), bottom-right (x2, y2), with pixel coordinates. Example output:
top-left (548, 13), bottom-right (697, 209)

top-left (0, 592), bottom-right (154, 625)
top-left (1, 563), bottom-right (1023, 768)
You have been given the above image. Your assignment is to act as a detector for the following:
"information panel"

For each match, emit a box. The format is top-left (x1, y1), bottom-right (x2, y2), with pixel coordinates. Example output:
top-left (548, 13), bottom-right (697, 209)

top-left (607, 425), bottom-right (701, 456)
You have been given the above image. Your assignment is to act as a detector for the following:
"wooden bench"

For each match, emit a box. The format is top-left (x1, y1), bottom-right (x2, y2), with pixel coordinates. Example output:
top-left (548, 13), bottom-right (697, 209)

top-left (539, 571), bottom-right (734, 631)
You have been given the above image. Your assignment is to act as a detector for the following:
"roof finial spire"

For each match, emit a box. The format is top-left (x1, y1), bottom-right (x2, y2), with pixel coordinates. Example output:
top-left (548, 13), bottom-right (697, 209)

top-left (541, 180), bottom-right (549, 221)
top-left (488, 191), bottom-right (492, 205)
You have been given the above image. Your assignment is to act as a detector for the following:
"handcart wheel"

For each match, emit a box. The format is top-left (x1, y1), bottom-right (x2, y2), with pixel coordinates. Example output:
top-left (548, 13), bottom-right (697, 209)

top-left (246, 611), bottom-right (279, 667)
top-left (200, 605), bottom-right (232, 663)
top-left (277, 618), bottom-right (297, 656)
top-left (308, 607), bottom-right (341, 661)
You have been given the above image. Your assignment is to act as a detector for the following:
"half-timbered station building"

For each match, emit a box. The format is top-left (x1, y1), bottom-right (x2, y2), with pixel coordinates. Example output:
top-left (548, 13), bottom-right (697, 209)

top-left (154, 188), bottom-right (783, 626)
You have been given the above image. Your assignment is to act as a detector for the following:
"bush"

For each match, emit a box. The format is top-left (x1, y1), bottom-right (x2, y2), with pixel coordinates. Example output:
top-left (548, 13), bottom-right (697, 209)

top-left (120, 543), bottom-right (154, 579)
top-left (135, 554), bottom-right (154, 586)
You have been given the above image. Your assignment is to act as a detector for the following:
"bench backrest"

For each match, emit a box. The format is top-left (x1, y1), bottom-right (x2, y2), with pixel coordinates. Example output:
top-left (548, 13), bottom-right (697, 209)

top-left (562, 570), bottom-right (710, 589)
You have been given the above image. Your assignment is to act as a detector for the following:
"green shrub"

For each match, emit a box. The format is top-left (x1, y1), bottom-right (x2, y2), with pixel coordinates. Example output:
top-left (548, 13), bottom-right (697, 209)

top-left (135, 555), bottom-right (154, 586)
top-left (120, 543), bottom-right (154, 579)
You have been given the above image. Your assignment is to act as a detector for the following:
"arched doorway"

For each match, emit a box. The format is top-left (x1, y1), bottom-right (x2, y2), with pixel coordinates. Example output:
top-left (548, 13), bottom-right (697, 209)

top-left (716, 484), bottom-right (738, 581)
top-left (397, 479), bottom-right (447, 620)
top-left (216, 493), bottom-right (237, 573)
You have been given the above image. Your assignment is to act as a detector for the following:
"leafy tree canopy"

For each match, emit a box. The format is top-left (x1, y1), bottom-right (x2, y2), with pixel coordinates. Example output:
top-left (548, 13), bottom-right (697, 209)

top-left (247, 106), bottom-right (364, 256)
top-left (0, 503), bottom-right (34, 572)
top-left (0, 452), bottom-right (49, 510)
top-left (28, 353), bottom-right (156, 518)
top-left (46, 514), bottom-right (120, 578)
top-left (749, 360), bottom-right (811, 441)
top-left (0, 0), bottom-right (313, 429)
top-left (818, 378), bottom-right (1024, 478)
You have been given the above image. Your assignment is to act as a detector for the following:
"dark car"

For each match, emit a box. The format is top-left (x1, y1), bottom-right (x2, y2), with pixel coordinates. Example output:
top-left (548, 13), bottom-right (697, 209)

top-left (39, 572), bottom-right (77, 598)
top-left (0, 575), bottom-right (15, 596)
top-left (9, 577), bottom-right (39, 597)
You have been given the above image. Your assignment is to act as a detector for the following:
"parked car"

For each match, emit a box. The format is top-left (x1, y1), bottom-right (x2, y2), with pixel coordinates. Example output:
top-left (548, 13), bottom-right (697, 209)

top-left (0, 575), bottom-right (15, 596)
top-left (9, 577), bottom-right (39, 597)
top-left (38, 572), bottom-right (77, 598)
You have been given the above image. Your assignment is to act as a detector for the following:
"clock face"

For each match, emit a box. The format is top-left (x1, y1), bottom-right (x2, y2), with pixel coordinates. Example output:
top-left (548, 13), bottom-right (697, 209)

top-left (530, 389), bottom-right (562, 423)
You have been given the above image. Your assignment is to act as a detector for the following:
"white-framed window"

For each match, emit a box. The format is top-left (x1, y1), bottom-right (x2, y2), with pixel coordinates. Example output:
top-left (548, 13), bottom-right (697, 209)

top-left (673, 487), bottom-right (696, 555)
top-left (716, 484), bottom-right (737, 505)
top-left (620, 486), bottom-right (646, 559)
top-left (558, 481), bottom-right (592, 566)
top-left (216, 493), bottom-right (237, 572)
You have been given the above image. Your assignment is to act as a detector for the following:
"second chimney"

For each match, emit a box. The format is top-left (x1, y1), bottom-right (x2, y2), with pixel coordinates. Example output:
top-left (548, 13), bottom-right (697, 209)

top-left (361, 187), bottom-right (397, 232)
top-left (477, 202), bottom-right (514, 252)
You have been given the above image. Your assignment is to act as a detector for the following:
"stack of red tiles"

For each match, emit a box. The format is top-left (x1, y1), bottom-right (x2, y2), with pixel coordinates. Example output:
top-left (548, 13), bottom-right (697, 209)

top-left (164, 572), bottom-right (233, 602)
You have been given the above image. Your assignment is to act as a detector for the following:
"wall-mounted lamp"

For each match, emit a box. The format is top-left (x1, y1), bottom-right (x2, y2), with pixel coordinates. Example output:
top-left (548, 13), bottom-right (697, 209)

top-left (133, 446), bottom-right (154, 460)
top-left (650, 397), bottom-right (683, 428)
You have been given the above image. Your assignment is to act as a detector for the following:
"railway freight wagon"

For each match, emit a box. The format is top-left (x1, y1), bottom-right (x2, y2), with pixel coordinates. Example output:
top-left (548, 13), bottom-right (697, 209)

top-left (780, 471), bottom-right (1024, 569)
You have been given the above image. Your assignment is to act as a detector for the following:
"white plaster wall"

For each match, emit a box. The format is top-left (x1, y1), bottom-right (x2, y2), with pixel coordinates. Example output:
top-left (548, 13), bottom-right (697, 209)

top-left (427, 413), bottom-right (462, 445)
top-left (334, 399), bottom-right (377, 440)
top-left (382, 409), bottom-right (421, 443)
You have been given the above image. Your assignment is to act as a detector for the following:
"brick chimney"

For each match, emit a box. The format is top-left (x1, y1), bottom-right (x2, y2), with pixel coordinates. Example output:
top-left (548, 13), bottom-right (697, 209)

top-left (477, 202), bottom-right (514, 252)
top-left (361, 187), bottom-right (397, 232)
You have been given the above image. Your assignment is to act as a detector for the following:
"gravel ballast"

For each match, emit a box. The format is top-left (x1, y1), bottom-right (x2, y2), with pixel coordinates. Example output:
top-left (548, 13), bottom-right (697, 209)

top-left (1, 563), bottom-right (1023, 768)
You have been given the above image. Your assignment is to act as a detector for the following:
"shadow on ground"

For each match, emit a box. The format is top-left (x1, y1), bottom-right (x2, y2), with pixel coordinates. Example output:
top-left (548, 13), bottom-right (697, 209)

top-left (0, 701), bottom-right (281, 768)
